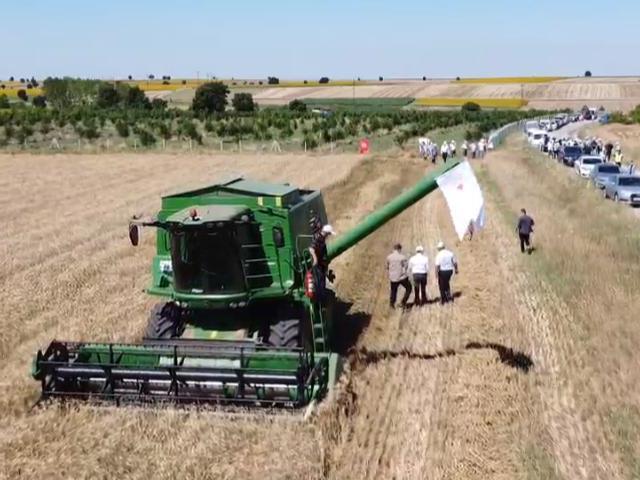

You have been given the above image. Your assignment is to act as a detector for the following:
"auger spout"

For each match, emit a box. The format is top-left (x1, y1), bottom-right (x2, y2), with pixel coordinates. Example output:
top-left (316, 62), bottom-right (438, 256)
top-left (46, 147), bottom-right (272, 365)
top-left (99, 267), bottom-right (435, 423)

top-left (327, 160), bottom-right (460, 261)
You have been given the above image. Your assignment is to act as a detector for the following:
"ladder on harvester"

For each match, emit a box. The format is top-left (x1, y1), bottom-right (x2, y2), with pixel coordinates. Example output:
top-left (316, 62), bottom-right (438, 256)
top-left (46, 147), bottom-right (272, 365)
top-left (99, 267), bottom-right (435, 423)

top-left (312, 294), bottom-right (327, 352)
top-left (241, 243), bottom-right (275, 289)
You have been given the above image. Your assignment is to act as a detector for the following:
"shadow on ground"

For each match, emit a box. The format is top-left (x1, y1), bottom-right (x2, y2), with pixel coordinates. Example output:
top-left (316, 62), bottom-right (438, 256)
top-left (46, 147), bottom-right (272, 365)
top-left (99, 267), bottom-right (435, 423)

top-left (352, 342), bottom-right (534, 373)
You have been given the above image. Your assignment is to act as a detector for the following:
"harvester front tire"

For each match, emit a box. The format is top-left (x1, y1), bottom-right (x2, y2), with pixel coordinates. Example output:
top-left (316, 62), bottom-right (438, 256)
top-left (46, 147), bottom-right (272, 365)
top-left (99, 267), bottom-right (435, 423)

top-left (268, 319), bottom-right (301, 348)
top-left (145, 302), bottom-right (182, 340)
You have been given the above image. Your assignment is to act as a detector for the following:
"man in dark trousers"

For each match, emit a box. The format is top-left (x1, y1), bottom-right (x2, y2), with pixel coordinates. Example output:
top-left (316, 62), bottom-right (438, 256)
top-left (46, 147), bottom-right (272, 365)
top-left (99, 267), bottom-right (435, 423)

top-left (386, 243), bottom-right (411, 309)
top-left (516, 208), bottom-right (535, 254)
top-left (309, 224), bottom-right (336, 300)
top-left (435, 241), bottom-right (458, 304)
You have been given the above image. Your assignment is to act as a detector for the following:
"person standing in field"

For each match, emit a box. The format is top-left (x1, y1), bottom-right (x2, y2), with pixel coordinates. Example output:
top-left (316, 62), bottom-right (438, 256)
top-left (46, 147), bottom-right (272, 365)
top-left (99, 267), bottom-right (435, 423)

top-left (409, 245), bottom-right (429, 306)
top-left (429, 142), bottom-right (438, 164)
top-left (516, 208), bottom-right (535, 254)
top-left (462, 140), bottom-right (468, 158)
top-left (470, 141), bottom-right (477, 159)
top-left (309, 224), bottom-right (336, 300)
top-left (441, 141), bottom-right (450, 163)
top-left (435, 241), bottom-right (458, 304)
top-left (449, 140), bottom-right (456, 158)
top-left (386, 243), bottom-right (411, 309)
top-left (418, 137), bottom-right (428, 159)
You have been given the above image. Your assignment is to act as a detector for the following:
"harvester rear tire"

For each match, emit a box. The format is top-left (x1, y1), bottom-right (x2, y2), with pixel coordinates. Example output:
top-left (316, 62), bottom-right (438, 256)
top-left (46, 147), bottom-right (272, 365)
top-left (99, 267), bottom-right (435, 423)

top-left (268, 319), bottom-right (301, 348)
top-left (145, 302), bottom-right (182, 340)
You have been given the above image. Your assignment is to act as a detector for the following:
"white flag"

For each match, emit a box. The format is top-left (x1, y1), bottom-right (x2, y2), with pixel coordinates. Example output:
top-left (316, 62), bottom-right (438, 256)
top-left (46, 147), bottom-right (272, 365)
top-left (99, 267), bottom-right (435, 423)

top-left (436, 161), bottom-right (486, 240)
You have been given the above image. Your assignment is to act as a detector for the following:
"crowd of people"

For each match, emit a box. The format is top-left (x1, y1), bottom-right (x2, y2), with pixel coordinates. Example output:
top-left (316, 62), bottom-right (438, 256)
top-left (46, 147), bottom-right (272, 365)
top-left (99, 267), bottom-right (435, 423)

top-left (542, 134), bottom-right (629, 168)
top-left (418, 137), bottom-right (494, 163)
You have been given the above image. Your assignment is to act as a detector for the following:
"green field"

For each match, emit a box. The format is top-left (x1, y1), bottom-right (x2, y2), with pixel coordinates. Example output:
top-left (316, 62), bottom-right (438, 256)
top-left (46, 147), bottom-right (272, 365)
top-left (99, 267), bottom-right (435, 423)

top-left (302, 97), bottom-right (414, 113)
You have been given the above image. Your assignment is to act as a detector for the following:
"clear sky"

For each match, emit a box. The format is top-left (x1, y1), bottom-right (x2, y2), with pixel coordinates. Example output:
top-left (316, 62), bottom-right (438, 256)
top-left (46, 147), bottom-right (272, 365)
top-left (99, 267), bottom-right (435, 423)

top-left (2, 0), bottom-right (638, 80)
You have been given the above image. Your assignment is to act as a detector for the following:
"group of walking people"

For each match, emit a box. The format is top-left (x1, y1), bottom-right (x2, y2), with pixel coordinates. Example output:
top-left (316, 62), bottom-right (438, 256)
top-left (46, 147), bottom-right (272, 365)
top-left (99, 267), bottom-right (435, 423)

top-left (418, 138), bottom-right (458, 164)
top-left (386, 242), bottom-right (458, 308)
top-left (418, 137), bottom-right (493, 164)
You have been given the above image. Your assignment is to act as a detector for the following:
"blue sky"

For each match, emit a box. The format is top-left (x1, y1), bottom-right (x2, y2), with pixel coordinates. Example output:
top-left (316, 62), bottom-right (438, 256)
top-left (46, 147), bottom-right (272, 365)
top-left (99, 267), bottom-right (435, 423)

top-left (2, 0), bottom-right (638, 79)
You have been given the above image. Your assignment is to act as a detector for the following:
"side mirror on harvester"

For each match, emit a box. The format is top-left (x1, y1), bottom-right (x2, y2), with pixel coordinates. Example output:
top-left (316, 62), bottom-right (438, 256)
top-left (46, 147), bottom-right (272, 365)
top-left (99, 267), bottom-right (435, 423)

top-left (129, 224), bottom-right (140, 246)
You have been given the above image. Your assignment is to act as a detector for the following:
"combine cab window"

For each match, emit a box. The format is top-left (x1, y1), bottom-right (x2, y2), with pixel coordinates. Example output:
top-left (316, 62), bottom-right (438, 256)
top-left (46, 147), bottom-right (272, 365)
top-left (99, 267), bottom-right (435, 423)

top-left (170, 227), bottom-right (245, 294)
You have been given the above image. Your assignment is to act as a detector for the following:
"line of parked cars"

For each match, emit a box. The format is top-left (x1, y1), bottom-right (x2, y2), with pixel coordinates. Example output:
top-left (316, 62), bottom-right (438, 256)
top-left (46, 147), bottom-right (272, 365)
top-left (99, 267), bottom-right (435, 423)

top-left (565, 150), bottom-right (639, 206)
top-left (524, 124), bottom-right (640, 207)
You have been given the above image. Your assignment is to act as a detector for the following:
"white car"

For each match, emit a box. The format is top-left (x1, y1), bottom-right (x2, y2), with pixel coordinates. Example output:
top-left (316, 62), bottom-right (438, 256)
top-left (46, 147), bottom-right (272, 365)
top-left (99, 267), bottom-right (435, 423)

top-left (524, 120), bottom-right (540, 134)
top-left (528, 129), bottom-right (546, 148)
top-left (575, 155), bottom-right (603, 177)
top-left (538, 119), bottom-right (551, 131)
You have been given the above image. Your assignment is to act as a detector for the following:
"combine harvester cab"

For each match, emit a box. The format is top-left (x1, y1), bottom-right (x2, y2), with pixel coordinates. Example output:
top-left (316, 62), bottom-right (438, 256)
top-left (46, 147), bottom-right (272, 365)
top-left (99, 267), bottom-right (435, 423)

top-left (33, 164), bottom-right (460, 408)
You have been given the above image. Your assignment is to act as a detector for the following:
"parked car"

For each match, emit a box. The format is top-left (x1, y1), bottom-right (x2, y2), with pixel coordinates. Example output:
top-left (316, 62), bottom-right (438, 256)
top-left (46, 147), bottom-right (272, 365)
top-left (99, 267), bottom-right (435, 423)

top-left (559, 146), bottom-right (583, 166)
top-left (603, 175), bottom-right (640, 205)
top-left (589, 163), bottom-right (620, 188)
top-left (527, 129), bottom-right (546, 148)
top-left (554, 114), bottom-right (568, 127)
top-left (575, 156), bottom-right (603, 177)
top-left (524, 120), bottom-right (540, 134)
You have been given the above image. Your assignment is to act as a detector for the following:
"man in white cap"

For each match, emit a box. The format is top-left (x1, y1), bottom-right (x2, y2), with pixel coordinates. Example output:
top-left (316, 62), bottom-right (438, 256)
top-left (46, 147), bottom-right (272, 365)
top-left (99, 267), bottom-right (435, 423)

top-left (309, 223), bottom-right (336, 300)
top-left (434, 241), bottom-right (458, 304)
top-left (408, 245), bottom-right (429, 306)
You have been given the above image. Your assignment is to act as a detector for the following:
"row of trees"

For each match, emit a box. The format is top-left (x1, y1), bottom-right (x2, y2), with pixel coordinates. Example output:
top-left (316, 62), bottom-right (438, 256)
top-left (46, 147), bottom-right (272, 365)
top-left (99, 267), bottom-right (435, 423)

top-left (0, 78), bottom-right (548, 150)
top-left (0, 102), bottom-right (547, 150)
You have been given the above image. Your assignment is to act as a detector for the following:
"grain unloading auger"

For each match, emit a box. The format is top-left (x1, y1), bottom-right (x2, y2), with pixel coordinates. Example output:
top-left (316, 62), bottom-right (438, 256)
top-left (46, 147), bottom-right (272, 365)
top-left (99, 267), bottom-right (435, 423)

top-left (33, 161), bottom-right (460, 408)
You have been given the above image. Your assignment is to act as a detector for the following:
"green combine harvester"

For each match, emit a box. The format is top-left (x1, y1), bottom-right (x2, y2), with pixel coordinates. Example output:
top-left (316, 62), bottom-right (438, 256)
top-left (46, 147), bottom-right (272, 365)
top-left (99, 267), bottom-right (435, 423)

top-left (32, 161), bottom-right (459, 408)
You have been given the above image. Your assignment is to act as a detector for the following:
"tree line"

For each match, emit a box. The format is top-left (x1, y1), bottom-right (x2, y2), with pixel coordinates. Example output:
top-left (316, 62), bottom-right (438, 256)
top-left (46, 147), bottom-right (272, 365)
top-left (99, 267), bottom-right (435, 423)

top-left (0, 78), bottom-right (549, 150)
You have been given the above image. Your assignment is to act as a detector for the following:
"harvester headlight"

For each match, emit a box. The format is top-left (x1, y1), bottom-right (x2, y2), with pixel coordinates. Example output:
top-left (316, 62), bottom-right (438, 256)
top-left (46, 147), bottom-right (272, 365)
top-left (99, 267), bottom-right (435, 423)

top-left (229, 302), bottom-right (238, 309)
top-left (238, 301), bottom-right (247, 308)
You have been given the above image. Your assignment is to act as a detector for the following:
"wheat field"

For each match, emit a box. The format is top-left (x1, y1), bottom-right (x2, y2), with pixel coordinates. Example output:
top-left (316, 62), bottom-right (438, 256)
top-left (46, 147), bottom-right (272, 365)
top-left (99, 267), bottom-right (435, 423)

top-left (2, 134), bottom-right (640, 479)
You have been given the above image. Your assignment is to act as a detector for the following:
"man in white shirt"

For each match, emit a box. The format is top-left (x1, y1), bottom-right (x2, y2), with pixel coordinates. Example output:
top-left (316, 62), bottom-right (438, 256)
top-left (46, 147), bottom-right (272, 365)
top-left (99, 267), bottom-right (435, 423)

top-left (434, 241), bottom-right (458, 305)
top-left (441, 141), bottom-right (450, 163)
top-left (408, 245), bottom-right (429, 306)
top-left (449, 140), bottom-right (456, 158)
top-left (470, 142), bottom-right (477, 159)
top-left (418, 137), bottom-right (428, 158)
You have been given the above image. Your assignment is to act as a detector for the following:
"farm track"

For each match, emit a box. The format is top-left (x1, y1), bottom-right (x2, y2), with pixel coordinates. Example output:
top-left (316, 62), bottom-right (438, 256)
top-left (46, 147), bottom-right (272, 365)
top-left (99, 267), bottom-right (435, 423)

top-left (320, 157), bottom-right (534, 479)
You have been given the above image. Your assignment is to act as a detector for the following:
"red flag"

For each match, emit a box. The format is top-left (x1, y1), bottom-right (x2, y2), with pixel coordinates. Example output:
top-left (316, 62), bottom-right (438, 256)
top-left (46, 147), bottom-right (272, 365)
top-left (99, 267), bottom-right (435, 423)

top-left (359, 138), bottom-right (370, 154)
